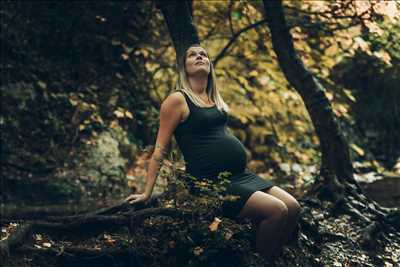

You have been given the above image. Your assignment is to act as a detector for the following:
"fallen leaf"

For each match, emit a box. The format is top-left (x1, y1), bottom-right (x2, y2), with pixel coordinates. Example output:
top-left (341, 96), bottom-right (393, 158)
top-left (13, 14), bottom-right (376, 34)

top-left (209, 217), bottom-right (222, 232)
top-left (350, 143), bottom-right (365, 156)
top-left (114, 110), bottom-right (125, 118)
top-left (104, 239), bottom-right (116, 246)
top-left (125, 111), bottom-right (134, 119)
top-left (42, 242), bottom-right (52, 248)
top-left (35, 234), bottom-right (43, 241)
top-left (121, 53), bottom-right (129, 60)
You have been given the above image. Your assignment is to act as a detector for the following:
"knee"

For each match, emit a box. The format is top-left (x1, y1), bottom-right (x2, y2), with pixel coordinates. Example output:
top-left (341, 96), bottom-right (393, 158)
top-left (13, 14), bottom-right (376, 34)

top-left (271, 202), bottom-right (288, 223)
top-left (287, 199), bottom-right (301, 220)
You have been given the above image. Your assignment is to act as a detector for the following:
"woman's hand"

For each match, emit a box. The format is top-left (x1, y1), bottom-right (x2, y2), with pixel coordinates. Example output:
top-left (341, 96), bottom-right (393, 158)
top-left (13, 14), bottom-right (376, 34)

top-left (124, 193), bottom-right (150, 204)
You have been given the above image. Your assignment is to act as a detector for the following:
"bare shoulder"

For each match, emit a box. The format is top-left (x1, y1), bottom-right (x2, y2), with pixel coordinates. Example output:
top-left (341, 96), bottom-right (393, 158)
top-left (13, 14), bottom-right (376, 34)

top-left (167, 91), bottom-right (186, 104)
top-left (160, 91), bottom-right (186, 115)
top-left (161, 91), bottom-right (184, 108)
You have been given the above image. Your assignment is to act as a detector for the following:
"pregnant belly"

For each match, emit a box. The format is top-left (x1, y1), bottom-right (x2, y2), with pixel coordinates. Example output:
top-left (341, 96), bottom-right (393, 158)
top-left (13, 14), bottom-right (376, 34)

top-left (188, 133), bottom-right (247, 178)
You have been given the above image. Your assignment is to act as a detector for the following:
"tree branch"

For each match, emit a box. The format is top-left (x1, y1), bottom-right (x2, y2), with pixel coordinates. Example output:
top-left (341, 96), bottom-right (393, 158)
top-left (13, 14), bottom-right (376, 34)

top-left (213, 18), bottom-right (268, 68)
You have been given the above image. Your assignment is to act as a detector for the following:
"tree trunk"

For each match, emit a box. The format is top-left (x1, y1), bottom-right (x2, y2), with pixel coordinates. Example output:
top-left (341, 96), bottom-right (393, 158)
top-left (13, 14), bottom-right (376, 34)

top-left (155, 0), bottom-right (199, 68)
top-left (262, 0), bottom-right (361, 199)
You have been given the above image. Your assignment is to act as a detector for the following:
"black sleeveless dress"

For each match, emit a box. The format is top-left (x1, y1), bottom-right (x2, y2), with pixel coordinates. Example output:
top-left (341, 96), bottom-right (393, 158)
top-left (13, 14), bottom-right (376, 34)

top-left (174, 90), bottom-right (274, 219)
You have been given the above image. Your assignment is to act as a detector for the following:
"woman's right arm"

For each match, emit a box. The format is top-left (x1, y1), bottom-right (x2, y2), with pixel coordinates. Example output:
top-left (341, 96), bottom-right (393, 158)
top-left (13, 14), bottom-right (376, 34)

top-left (125, 92), bottom-right (185, 204)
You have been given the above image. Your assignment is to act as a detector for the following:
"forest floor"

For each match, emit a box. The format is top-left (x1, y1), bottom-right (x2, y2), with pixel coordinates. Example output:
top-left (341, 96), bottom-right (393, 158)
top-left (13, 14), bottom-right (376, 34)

top-left (1, 166), bottom-right (400, 267)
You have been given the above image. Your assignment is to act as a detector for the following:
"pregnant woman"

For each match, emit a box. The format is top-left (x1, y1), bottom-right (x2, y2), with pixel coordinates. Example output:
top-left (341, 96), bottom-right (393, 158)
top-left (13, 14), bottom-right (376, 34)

top-left (125, 44), bottom-right (301, 260)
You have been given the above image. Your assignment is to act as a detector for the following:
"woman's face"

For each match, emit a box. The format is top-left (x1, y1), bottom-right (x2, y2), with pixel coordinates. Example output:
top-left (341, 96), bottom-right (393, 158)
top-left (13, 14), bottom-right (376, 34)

top-left (185, 46), bottom-right (210, 77)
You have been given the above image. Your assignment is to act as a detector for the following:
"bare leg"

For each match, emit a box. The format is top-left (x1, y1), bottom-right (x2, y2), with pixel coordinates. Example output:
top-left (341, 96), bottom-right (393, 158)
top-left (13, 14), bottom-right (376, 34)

top-left (264, 186), bottom-right (301, 245)
top-left (237, 191), bottom-right (288, 260)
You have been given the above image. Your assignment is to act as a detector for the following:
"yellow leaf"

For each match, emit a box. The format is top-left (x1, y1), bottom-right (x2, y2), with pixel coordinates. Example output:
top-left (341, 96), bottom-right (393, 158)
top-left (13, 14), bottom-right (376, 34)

top-left (92, 114), bottom-right (104, 124)
top-left (114, 110), bottom-right (125, 118)
top-left (125, 111), bottom-right (134, 119)
top-left (237, 76), bottom-right (248, 87)
top-left (336, 104), bottom-right (348, 115)
top-left (350, 143), bottom-right (365, 156)
top-left (354, 37), bottom-right (371, 55)
top-left (141, 49), bottom-right (149, 58)
top-left (69, 98), bottom-right (79, 106)
top-left (249, 70), bottom-right (258, 77)
top-left (393, 160), bottom-right (400, 174)
top-left (343, 89), bottom-right (356, 102)
top-left (42, 242), bottom-right (52, 248)
top-left (109, 120), bottom-right (119, 129)
top-left (325, 91), bottom-right (334, 101)
top-left (325, 45), bottom-right (338, 57)
top-left (121, 53), bottom-right (129, 60)
top-left (208, 217), bottom-right (222, 232)
top-left (35, 234), bottom-right (43, 241)
top-left (365, 21), bottom-right (384, 36)
top-left (373, 50), bottom-right (392, 65)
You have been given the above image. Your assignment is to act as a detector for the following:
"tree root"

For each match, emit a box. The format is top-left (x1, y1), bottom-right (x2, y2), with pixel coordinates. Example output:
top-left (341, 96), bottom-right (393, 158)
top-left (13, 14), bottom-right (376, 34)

top-left (1, 192), bottom-right (166, 222)
top-left (303, 180), bottom-right (400, 252)
top-left (17, 245), bottom-right (138, 261)
top-left (1, 245), bottom-right (142, 267)
top-left (360, 209), bottom-right (400, 249)
top-left (0, 207), bottom-right (191, 265)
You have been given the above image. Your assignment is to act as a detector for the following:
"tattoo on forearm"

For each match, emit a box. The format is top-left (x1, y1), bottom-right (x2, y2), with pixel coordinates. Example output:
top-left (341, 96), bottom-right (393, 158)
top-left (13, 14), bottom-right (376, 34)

top-left (151, 153), bottom-right (164, 163)
top-left (151, 143), bottom-right (168, 165)
top-left (155, 143), bottom-right (164, 150)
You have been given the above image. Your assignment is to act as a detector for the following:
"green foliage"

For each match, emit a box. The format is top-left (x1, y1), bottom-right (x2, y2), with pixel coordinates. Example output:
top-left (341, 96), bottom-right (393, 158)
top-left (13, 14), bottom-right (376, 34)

top-left (185, 171), bottom-right (241, 210)
top-left (3, 0), bottom-right (399, 203)
top-left (2, 2), bottom-right (162, 200)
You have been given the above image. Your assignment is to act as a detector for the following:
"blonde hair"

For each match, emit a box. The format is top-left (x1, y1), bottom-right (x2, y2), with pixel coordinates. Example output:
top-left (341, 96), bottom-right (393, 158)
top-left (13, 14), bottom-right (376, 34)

top-left (175, 44), bottom-right (230, 112)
